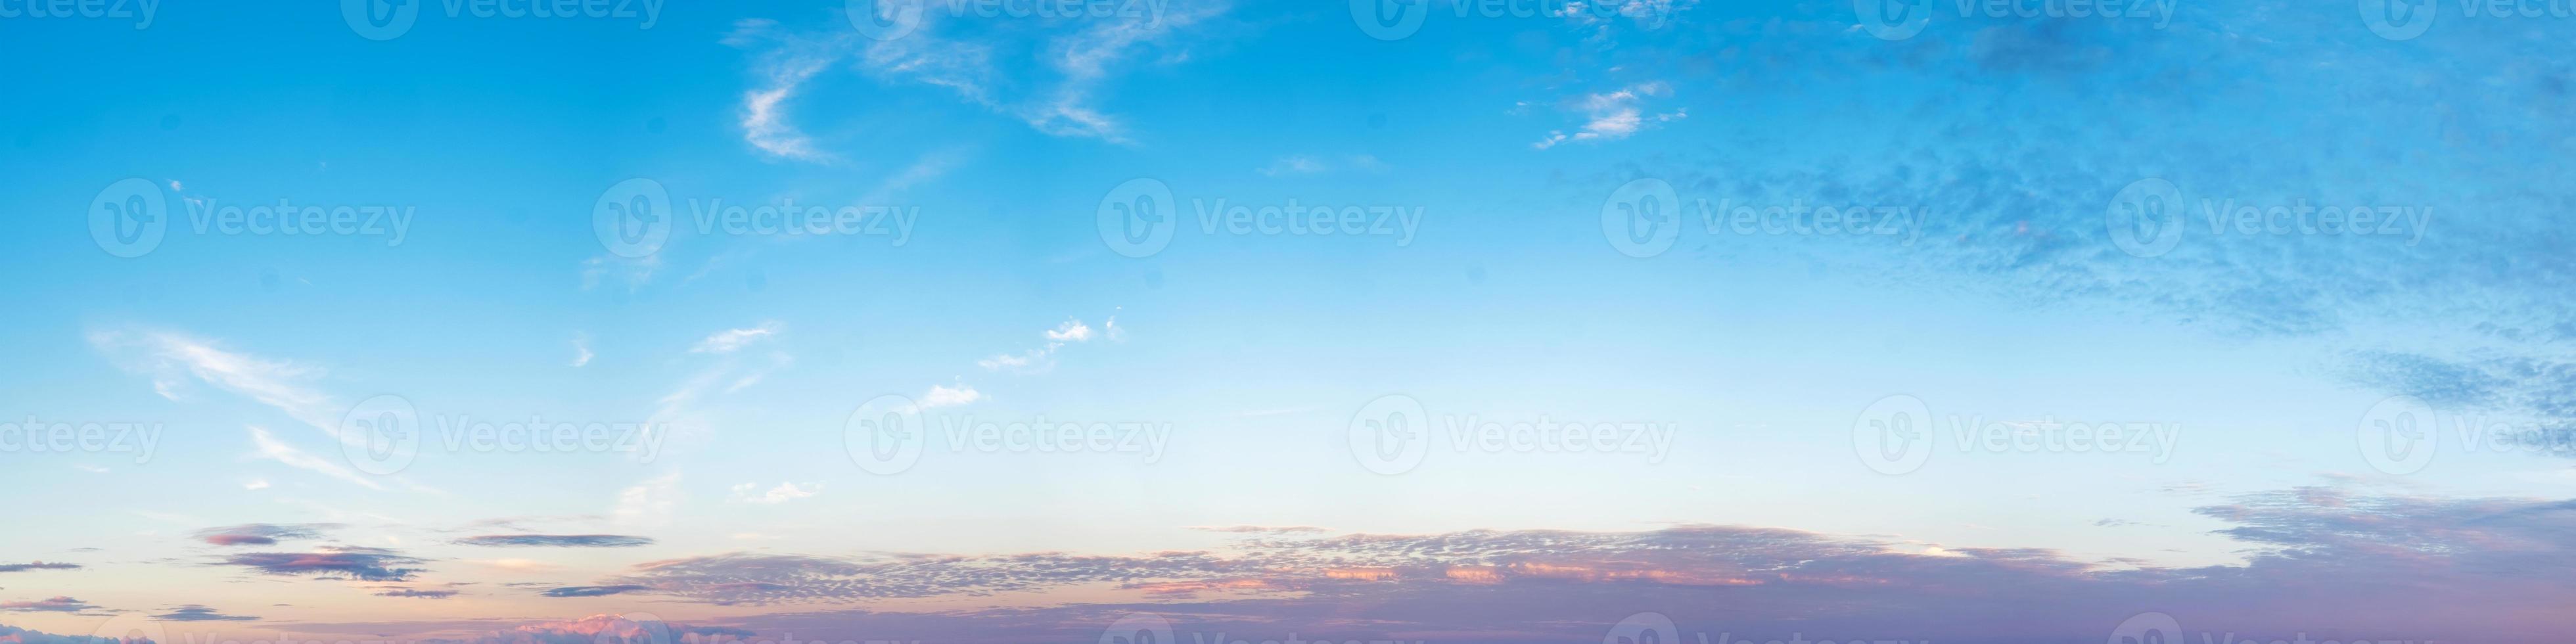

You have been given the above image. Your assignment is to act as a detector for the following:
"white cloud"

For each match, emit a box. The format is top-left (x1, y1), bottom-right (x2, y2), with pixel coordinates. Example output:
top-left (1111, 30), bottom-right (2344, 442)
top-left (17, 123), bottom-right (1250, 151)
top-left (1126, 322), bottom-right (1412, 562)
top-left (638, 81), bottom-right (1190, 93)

top-left (90, 329), bottom-right (338, 435)
top-left (1532, 81), bottom-right (1684, 150)
top-left (1258, 155), bottom-right (1327, 176)
top-left (921, 384), bottom-right (982, 409)
top-left (980, 317), bottom-right (1121, 373)
top-left (242, 478), bottom-right (271, 490)
top-left (729, 481), bottom-right (820, 505)
top-left (741, 54), bottom-right (834, 161)
top-left (246, 426), bottom-right (384, 491)
top-left (614, 472), bottom-right (681, 526)
top-left (691, 322), bottom-right (782, 354)
top-left (570, 333), bottom-right (594, 367)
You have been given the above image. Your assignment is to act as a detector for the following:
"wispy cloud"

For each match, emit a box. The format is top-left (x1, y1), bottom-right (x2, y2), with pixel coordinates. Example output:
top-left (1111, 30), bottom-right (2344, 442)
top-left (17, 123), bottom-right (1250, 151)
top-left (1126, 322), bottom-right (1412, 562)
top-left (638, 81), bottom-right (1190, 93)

top-left (1533, 82), bottom-right (1683, 150)
top-left (692, 322), bottom-right (783, 355)
top-left (728, 482), bottom-right (820, 505)
top-left (453, 534), bottom-right (656, 548)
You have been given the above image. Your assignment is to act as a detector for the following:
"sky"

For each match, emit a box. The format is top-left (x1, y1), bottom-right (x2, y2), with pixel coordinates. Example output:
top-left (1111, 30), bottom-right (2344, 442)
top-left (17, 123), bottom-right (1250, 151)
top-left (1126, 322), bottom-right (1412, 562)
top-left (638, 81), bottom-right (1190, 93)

top-left (3, 0), bottom-right (2575, 642)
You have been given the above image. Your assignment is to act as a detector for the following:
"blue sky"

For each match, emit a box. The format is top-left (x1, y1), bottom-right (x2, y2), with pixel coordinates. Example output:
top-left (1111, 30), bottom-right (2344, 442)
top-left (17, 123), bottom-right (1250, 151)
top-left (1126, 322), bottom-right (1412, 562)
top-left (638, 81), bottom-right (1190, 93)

top-left (4, 0), bottom-right (2575, 643)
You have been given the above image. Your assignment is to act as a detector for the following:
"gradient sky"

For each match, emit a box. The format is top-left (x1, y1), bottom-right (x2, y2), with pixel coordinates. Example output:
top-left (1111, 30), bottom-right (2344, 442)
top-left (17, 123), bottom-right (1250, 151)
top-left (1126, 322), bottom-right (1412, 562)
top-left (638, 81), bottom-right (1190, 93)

top-left (4, 1), bottom-right (2574, 643)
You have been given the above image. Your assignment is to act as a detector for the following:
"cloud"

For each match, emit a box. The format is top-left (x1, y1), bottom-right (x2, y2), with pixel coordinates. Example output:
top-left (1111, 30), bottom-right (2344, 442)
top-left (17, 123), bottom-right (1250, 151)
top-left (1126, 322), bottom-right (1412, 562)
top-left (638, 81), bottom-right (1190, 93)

top-left (978, 317), bottom-right (1116, 373)
top-left (570, 333), bottom-right (593, 367)
top-left (193, 523), bottom-right (339, 547)
top-left (739, 44), bottom-right (836, 162)
top-left (919, 384), bottom-right (981, 409)
top-left (218, 546), bottom-right (426, 582)
top-left (539, 585), bottom-right (653, 598)
top-left (570, 486), bottom-right (2576, 644)
top-left (453, 535), bottom-right (656, 548)
top-left (1188, 525), bottom-right (1329, 534)
top-left (1256, 156), bottom-right (1325, 177)
top-left (88, 329), bottom-right (336, 432)
top-left (374, 588), bottom-right (459, 599)
top-left (152, 605), bottom-right (258, 622)
top-left (419, 614), bottom-right (750, 644)
top-left (0, 562), bottom-right (81, 573)
top-left (727, 482), bottom-right (819, 505)
top-left (246, 426), bottom-right (384, 491)
top-left (0, 597), bottom-right (101, 613)
top-left (731, 3), bottom-right (1230, 150)
top-left (0, 624), bottom-right (135, 644)
top-left (614, 473), bottom-right (681, 527)
top-left (691, 323), bottom-right (782, 354)
top-left (1532, 82), bottom-right (1683, 150)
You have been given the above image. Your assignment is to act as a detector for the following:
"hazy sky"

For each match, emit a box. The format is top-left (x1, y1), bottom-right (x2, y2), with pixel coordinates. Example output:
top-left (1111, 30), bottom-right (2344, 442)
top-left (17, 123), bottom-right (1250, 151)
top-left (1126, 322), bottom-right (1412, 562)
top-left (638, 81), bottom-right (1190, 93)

top-left (3, 1), bottom-right (2573, 643)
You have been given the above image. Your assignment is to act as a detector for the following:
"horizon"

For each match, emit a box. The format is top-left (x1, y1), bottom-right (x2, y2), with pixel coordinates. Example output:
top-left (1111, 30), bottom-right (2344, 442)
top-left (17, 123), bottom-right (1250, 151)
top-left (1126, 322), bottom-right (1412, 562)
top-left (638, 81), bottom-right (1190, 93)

top-left (3, 0), bottom-right (2572, 643)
